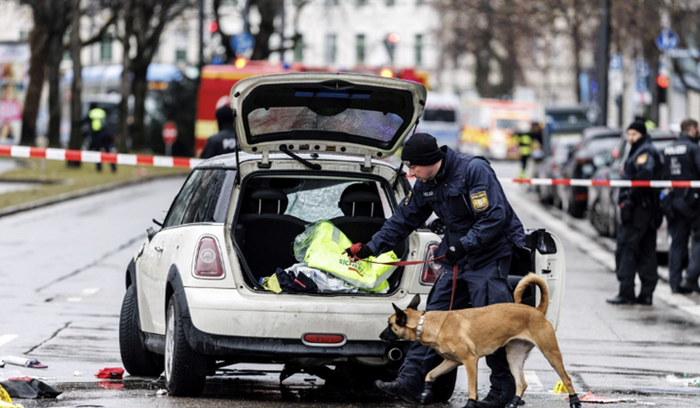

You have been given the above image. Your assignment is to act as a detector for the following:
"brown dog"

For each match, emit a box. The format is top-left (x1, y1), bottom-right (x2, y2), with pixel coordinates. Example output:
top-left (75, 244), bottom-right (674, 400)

top-left (380, 273), bottom-right (581, 408)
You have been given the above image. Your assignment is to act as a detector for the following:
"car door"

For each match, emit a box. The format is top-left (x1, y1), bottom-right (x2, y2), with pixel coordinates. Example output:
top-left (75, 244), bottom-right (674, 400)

top-left (137, 170), bottom-right (207, 334)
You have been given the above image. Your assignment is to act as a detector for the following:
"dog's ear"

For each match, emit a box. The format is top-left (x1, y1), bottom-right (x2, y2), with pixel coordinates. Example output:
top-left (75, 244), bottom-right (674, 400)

top-left (392, 303), bottom-right (407, 326)
top-left (407, 294), bottom-right (421, 310)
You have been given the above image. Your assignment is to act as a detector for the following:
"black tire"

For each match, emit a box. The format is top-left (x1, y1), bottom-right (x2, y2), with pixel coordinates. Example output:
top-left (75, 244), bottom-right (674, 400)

top-left (119, 285), bottom-right (164, 376)
top-left (165, 295), bottom-right (208, 397)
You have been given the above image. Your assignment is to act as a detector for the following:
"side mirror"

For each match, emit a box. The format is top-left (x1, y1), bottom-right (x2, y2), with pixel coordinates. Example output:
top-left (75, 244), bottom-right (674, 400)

top-left (146, 226), bottom-right (157, 242)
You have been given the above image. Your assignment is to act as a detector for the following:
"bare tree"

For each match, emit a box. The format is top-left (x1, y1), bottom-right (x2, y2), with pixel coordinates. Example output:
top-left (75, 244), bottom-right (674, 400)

top-left (68, 2), bottom-right (118, 153)
top-left (434, 0), bottom-right (550, 98)
top-left (126, 0), bottom-right (194, 150)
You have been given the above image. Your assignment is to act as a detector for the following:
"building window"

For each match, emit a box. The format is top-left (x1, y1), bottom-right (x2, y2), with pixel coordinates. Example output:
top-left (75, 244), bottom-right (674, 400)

top-left (175, 30), bottom-right (188, 63)
top-left (100, 35), bottom-right (113, 62)
top-left (325, 0), bottom-right (338, 5)
top-left (356, 34), bottom-right (366, 65)
top-left (357, 0), bottom-right (367, 5)
top-left (294, 34), bottom-right (304, 62)
top-left (416, 0), bottom-right (425, 5)
top-left (386, 0), bottom-right (395, 5)
top-left (415, 34), bottom-right (423, 67)
top-left (325, 33), bottom-right (337, 64)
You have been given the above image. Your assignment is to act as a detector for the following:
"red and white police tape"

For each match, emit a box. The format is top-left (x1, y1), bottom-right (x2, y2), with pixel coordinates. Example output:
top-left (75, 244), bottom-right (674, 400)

top-left (2, 145), bottom-right (700, 188)
top-left (500, 178), bottom-right (700, 188)
top-left (0, 145), bottom-right (203, 169)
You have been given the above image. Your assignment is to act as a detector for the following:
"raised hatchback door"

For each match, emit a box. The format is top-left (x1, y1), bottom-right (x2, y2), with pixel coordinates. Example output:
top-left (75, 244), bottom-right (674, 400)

top-left (229, 72), bottom-right (427, 160)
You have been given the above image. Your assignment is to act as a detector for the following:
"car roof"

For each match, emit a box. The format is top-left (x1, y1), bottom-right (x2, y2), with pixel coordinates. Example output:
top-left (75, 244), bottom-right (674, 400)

top-left (582, 126), bottom-right (621, 139)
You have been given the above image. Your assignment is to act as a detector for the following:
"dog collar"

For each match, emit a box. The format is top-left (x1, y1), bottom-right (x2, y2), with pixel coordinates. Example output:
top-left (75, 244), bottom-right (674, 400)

top-left (416, 311), bottom-right (426, 341)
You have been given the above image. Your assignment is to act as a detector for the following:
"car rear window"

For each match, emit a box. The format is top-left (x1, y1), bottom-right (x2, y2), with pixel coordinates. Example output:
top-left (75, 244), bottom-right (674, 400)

top-left (163, 169), bottom-right (233, 228)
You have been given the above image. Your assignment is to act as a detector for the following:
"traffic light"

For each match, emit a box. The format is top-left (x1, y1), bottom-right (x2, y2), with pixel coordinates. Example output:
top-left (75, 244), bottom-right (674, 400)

top-left (383, 32), bottom-right (400, 63)
top-left (657, 74), bottom-right (669, 104)
top-left (208, 21), bottom-right (219, 34)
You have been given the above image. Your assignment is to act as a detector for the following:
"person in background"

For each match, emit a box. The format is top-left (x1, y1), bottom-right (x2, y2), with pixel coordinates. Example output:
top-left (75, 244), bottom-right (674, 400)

top-left (346, 132), bottom-right (526, 408)
top-left (663, 118), bottom-right (700, 294)
top-left (200, 105), bottom-right (237, 159)
top-left (517, 122), bottom-right (542, 179)
top-left (607, 121), bottom-right (663, 306)
top-left (85, 103), bottom-right (116, 172)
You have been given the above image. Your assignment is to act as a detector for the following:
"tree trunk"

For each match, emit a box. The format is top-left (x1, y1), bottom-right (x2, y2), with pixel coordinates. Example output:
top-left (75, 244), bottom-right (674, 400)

top-left (131, 64), bottom-right (149, 151)
top-left (69, 0), bottom-right (83, 152)
top-left (117, 0), bottom-right (133, 153)
top-left (251, 0), bottom-right (282, 60)
top-left (46, 33), bottom-right (63, 147)
top-left (20, 23), bottom-right (48, 146)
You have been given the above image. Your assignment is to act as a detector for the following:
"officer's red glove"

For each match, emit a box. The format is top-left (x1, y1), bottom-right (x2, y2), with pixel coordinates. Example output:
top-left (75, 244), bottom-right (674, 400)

top-left (345, 242), bottom-right (373, 261)
top-left (445, 242), bottom-right (467, 266)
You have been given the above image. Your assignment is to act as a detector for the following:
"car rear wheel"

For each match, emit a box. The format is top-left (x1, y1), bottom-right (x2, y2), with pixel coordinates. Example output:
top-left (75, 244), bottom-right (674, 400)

top-left (165, 295), bottom-right (208, 396)
top-left (119, 285), bottom-right (164, 376)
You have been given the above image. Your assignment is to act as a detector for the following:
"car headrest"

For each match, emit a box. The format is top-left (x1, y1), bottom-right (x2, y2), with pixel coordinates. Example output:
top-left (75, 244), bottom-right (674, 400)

top-left (248, 189), bottom-right (288, 215)
top-left (338, 184), bottom-right (383, 218)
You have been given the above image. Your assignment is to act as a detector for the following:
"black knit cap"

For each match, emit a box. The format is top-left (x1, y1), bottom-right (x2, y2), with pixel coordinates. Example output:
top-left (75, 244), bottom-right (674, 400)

top-left (627, 120), bottom-right (647, 135)
top-left (401, 133), bottom-right (445, 166)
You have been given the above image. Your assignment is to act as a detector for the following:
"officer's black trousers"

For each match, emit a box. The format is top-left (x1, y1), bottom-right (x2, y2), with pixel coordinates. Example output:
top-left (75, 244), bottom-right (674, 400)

top-left (395, 255), bottom-right (515, 402)
top-left (615, 223), bottom-right (658, 299)
top-left (668, 215), bottom-right (700, 288)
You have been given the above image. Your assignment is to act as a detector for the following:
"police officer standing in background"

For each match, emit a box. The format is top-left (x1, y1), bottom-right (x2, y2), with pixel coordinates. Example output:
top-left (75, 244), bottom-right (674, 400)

top-left (607, 121), bottom-right (663, 305)
top-left (663, 118), bottom-right (700, 294)
top-left (517, 122), bottom-right (543, 179)
top-left (200, 105), bottom-right (237, 159)
top-left (85, 102), bottom-right (116, 172)
top-left (346, 133), bottom-right (526, 408)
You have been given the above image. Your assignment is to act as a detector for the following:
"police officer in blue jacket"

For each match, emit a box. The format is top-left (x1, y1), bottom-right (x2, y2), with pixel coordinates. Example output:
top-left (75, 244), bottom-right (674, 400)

top-left (664, 118), bottom-right (700, 294)
top-left (607, 121), bottom-right (663, 306)
top-left (346, 133), bottom-right (526, 408)
top-left (200, 105), bottom-right (238, 159)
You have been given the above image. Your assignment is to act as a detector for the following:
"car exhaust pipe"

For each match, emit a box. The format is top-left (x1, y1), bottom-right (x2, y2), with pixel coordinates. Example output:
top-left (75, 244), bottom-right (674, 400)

top-left (386, 347), bottom-right (404, 362)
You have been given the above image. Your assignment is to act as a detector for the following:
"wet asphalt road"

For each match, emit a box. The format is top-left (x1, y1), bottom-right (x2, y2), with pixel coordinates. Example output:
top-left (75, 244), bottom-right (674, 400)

top-left (1, 161), bottom-right (699, 408)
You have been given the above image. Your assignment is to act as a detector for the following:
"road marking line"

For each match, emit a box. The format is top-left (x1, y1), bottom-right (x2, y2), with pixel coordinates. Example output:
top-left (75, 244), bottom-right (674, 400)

top-left (524, 370), bottom-right (545, 393)
top-left (82, 288), bottom-right (100, 296)
top-left (0, 334), bottom-right (19, 347)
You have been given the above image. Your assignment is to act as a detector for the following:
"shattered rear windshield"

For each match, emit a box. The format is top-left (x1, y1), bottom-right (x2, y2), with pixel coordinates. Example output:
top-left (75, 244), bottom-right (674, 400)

top-left (242, 84), bottom-right (414, 147)
top-left (248, 106), bottom-right (403, 142)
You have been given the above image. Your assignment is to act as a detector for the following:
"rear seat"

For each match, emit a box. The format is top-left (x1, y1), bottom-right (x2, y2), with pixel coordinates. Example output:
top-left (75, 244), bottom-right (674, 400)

top-left (236, 188), bottom-right (307, 281)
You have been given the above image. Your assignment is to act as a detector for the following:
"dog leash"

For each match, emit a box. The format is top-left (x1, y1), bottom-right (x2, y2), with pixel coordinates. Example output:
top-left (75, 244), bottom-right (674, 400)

top-left (345, 243), bottom-right (460, 310)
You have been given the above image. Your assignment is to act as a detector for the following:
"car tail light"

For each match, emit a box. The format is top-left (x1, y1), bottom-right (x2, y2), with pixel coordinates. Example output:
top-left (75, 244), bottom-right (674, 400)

top-left (302, 333), bottom-right (346, 347)
top-left (194, 236), bottom-right (224, 278)
top-left (421, 243), bottom-right (442, 285)
top-left (575, 157), bottom-right (592, 164)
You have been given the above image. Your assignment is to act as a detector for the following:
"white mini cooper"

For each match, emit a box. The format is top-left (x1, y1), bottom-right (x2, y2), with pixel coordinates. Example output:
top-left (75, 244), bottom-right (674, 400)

top-left (118, 73), bottom-right (567, 397)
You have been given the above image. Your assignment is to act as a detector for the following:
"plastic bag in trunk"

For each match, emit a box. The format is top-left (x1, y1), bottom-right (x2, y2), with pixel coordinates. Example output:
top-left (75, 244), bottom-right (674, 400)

top-left (293, 220), bottom-right (398, 291)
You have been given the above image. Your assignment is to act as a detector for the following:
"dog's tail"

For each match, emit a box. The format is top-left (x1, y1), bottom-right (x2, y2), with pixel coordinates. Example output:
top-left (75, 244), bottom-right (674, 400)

top-left (513, 273), bottom-right (549, 315)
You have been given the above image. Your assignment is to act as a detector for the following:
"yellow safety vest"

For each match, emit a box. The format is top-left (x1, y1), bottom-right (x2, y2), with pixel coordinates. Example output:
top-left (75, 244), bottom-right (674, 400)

top-left (89, 108), bottom-right (107, 132)
top-left (518, 133), bottom-right (532, 156)
top-left (295, 220), bottom-right (398, 292)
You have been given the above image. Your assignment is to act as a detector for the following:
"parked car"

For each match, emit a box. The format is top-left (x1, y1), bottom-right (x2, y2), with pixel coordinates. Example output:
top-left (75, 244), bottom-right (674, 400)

top-left (554, 127), bottom-right (621, 217)
top-left (533, 135), bottom-right (579, 204)
top-left (587, 130), bottom-right (679, 261)
top-left (118, 73), bottom-right (568, 398)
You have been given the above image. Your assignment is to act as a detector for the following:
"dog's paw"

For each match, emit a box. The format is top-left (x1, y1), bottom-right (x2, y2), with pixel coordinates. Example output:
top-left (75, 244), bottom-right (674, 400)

top-left (568, 393), bottom-right (581, 408)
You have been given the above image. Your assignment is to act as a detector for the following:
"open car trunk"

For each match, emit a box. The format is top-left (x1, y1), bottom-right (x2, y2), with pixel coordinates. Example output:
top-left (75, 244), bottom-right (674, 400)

top-left (233, 173), bottom-right (408, 295)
